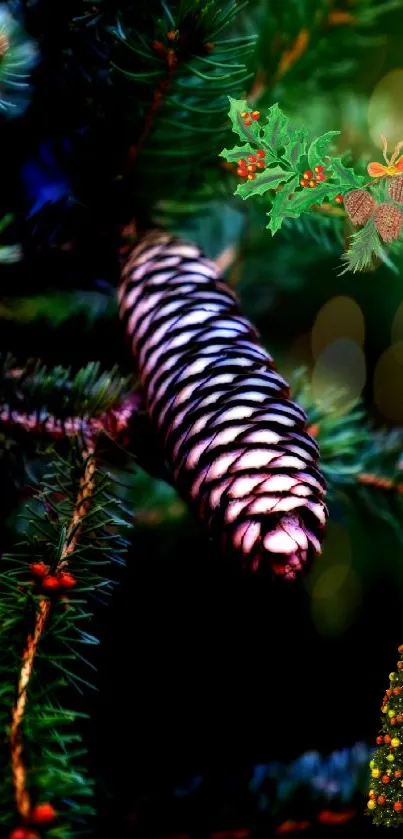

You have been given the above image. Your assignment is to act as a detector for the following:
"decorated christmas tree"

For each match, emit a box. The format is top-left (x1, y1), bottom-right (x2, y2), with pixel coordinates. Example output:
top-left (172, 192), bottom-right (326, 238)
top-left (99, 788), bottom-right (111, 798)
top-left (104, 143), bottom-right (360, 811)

top-left (3, 0), bottom-right (403, 836)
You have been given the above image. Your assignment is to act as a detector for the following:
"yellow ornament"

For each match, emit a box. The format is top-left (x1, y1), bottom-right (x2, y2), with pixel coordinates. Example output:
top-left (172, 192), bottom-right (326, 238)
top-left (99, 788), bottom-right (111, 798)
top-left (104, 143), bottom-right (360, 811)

top-left (389, 709), bottom-right (396, 718)
top-left (392, 738), bottom-right (401, 748)
top-left (370, 789), bottom-right (374, 796)
top-left (387, 753), bottom-right (395, 762)
top-left (382, 705), bottom-right (388, 713)
top-left (390, 673), bottom-right (398, 681)
top-left (387, 769), bottom-right (393, 775)
top-left (372, 768), bottom-right (381, 778)
top-left (368, 800), bottom-right (376, 810)
top-left (370, 759), bottom-right (375, 768)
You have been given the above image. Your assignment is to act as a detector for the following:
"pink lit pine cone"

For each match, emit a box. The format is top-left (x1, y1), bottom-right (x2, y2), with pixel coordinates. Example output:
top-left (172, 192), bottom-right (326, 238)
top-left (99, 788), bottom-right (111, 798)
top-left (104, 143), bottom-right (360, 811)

top-left (118, 231), bottom-right (327, 579)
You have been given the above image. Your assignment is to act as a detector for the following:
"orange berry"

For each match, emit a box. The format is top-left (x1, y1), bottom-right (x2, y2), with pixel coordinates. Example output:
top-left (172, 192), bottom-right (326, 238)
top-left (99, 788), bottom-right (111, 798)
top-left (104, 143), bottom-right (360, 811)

top-left (247, 173), bottom-right (256, 180)
top-left (335, 194), bottom-right (343, 204)
top-left (314, 165), bottom-right (324, 173)
top-left (30, 562), bottom-right (49, 578)
top-left (300, 179), bottom-right (307, 187)
top-left (317, 173), bottom-right (326, 181)
top-left (42, 576), bottom-right (60, 591)
top-left (30, 803), bottom-right (57, 824)
top-left (248, 155), bottom-right (257, 162)
top-left (248, 164), bottom-right (256, 172)
top-left (308, 179), bottom-right (317, 188)
top-left (303, 170), bottom-right (313, 179)
top-left (236, 168), bottom-right (246, 176)
top-left (58, 572), bottom-right (77, 589)
top-left (256, 149), bottom-right (265, 158)
top-left (257, 161), bottom-right (265, 168)
top-left (251, 110), bottom-right (260, 120)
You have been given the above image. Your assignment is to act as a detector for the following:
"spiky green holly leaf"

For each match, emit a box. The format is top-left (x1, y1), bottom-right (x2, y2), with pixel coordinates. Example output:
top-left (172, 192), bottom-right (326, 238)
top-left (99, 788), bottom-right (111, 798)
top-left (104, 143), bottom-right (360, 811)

top-left (307, 131), bottom-right (341, 169)
top-left (236, 167), bottom-right (294, 200)
top-left (267, 175), bottom-right (300, 235)
top-left (219, 144), bottom-right (255, 163)
top-left (227, 97), bottom-right (261, 144)
top-left (261, 103), bottom-right (290, 153)
top-left (276, 182), bottom-right (345, 216)
top-left (282, 128), bottom-right (308, 168)
top-left (329, 157), bottom-right (366, 188)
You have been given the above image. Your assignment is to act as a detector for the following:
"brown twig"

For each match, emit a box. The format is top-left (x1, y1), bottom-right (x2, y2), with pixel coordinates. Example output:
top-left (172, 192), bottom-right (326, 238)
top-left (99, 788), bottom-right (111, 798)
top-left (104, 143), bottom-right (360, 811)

top-left (9, 447), bottom-right (98, 820)
top-left (358, 472), bottom-right (403, 494)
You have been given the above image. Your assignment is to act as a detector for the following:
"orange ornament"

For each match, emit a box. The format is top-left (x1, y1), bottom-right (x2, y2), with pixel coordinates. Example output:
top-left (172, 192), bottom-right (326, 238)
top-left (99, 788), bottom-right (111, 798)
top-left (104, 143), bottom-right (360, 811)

top-left (376, 736), bottom-right (384, 745)
top-left (395, 770), bottom-right (403, 778)
top-left (382, 775), bottom-right (391, 784)
top-left (385, 735), bottom-right (392, 743)
top-left (378, 796), bottom-right (386, 805)
top-left (394, 801), bottom-right (403, 812)
top-left (398, 644), bottom-right (403, 653)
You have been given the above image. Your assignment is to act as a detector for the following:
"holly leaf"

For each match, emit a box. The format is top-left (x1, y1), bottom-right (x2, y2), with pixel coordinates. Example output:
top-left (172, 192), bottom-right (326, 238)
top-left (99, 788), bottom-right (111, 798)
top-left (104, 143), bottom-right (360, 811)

top-left (236, 167), bottom-right (294, 200)
top-left (227, 97), bottom-right (261, 144)
top-left (219, 144), bottom-right (255, 163)
top-left (307, 131), bottom-right (340, 169)
top-left (267, 175), bottom-right (300, 235)
top-left (281, 182), bottom-right (344, 215)
top-left (282, 128), bottom-right (308, 168)
top-left (261, 103), bottom-right (290, 153)
top-left (329, 157), bottom-right (366, 188)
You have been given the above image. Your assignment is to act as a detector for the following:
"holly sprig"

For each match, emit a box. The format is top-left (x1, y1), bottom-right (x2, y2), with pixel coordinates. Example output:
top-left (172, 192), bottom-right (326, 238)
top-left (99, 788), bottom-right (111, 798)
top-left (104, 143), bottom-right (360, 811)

top-left (220, 97), bottom-right (366, 236)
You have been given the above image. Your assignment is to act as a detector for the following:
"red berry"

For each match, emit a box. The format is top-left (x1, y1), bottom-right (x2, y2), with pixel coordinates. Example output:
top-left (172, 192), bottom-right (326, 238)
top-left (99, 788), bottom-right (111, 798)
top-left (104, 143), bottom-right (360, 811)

top-left (257, 161), bottom-right (265, 168)
top-left (42, 576), bottom-right (60, 592)
top-left (30, 563), bottom-right (49, 578)
top-left (394, 801), bottom-right (403, 812)
top-left (376, 736), bottom-right (384, 745)
top-left (251, 110), bottom-right (260, 120)
top-left (243, 119), bottom-right (252, 126)
top-left (382, 775), bottom-right (391, 784)
top-left (236, 168), bottom-right (246, 176)
top-left (30, 803), bottom-right (57, 825)
top-left (308, 179), bottom-right (317, 188)
top-left (9, 830), bottom-right (39, 839)
top-left (248, 155), bottom-right (257, 162)
top-left (335, 194), bottom-right (343, 204)
top-left (247, 173), bottom-right (256, 180)
top-left (237, 159), bottom-right (246, 167)
top-left (300, 179), bottom-right (307, 187)
top-left (248, 164), bottom-right (256, 172)
top-left (303, 170), bottom-right (313, 179)
top-left (316, 173), bottom-right (326, 182)
top-left (58, 572), bottom-right (77, 589)
top-left (377, 796), bottom-right (386, 805)
top-left (256, 149), bottom-right (265, 158)
top-left (240, 111), bottom-right (249, 118)
top-left (314, 165), bottom-right (324, 173)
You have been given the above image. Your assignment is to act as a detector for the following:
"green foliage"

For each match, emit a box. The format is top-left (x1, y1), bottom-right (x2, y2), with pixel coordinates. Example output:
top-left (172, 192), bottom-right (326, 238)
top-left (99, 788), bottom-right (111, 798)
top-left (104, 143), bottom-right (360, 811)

top-left (0, 443), bottom-right (131, 835)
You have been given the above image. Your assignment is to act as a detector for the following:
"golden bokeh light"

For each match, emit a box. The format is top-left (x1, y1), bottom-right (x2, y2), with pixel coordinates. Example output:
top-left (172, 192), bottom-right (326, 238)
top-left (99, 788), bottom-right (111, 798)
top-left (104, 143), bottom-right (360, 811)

top-left (311, 568), bottom-right (361, 637)
top-left (391, 302), bottom-right (403, 345)
top-left (305, 522), bottom-right (352, 594)
top-left (368, 70), bottom-right (403, 149)
top-left (311, 338), bottom-right (366, 414)
top-left (374, 342), bottom-right (403, 421)
top-left (311, 295), bottom-right (365, 360)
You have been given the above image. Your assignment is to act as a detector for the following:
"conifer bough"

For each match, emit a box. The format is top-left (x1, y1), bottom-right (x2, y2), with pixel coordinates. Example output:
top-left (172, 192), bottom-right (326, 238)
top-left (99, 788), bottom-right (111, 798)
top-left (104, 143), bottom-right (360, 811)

top-left (118, 232), bottom-right (327, 579)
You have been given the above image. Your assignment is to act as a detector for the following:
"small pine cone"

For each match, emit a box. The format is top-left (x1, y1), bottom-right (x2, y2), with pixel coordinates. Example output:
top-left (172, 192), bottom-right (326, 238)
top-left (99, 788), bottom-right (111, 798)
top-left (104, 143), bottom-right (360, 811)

top-left (118, 232), bottom-right (327, 580)
top-left (388, 175), bottom-right (403, 204)
top-left (374, 203), bottom-right (403, 242)
top-left (344, 189), bottom-right (375, 226)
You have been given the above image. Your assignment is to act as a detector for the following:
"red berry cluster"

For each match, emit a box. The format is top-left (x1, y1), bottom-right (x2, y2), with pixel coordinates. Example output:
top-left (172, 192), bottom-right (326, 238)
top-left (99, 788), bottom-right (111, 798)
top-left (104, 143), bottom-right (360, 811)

top-left (240, 110), bottom-right (260, 127)
top-left (9, 802), bottom-right (57, 839)
top-left (30, 562), bottom-right (77, 592)
top-left (237, 149), bottom-right (266, 181)
top-left (299, 164), bottom-right (327, 189)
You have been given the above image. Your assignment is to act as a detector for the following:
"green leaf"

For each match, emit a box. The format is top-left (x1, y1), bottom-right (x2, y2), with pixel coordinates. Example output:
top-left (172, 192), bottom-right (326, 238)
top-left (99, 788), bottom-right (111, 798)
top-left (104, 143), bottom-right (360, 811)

top-left (282, 128), bottom-right (308, 168)
top-left (339, 217), bottom-right (386, 274)
top-left (236, 167), bottom-right (294, 200)
top-left (279, 182), bottom-right (344, 215)
top-left (219, 144), bottom-right (254, 163)
top-left (227, 96), bottom-right (261, 144)
top-left (261, 103), bottom-right (290, 153)
top-left (307, 131), bottom-right (341, 169)
top-left (329, 157), bottom-right (366, 188)
top-left (267, 175), bottom-right (301, 235)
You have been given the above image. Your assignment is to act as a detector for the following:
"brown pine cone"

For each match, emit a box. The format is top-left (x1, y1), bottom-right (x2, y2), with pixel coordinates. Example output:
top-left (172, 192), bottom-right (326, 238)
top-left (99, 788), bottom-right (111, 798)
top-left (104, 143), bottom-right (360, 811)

top-left (388, 175), bottom-right (403, 204)
top-left (344, 189), bottom-right (375, 226)
top-left (374, 203), bottom-right (403, 242)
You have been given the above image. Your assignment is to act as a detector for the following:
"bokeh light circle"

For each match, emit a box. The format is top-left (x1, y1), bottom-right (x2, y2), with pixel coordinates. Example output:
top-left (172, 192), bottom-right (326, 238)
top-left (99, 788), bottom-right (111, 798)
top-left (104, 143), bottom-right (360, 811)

top-left (368, 70), bottom-right (403, 149)
top-left (311, 295), bottom-right (365, 360)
